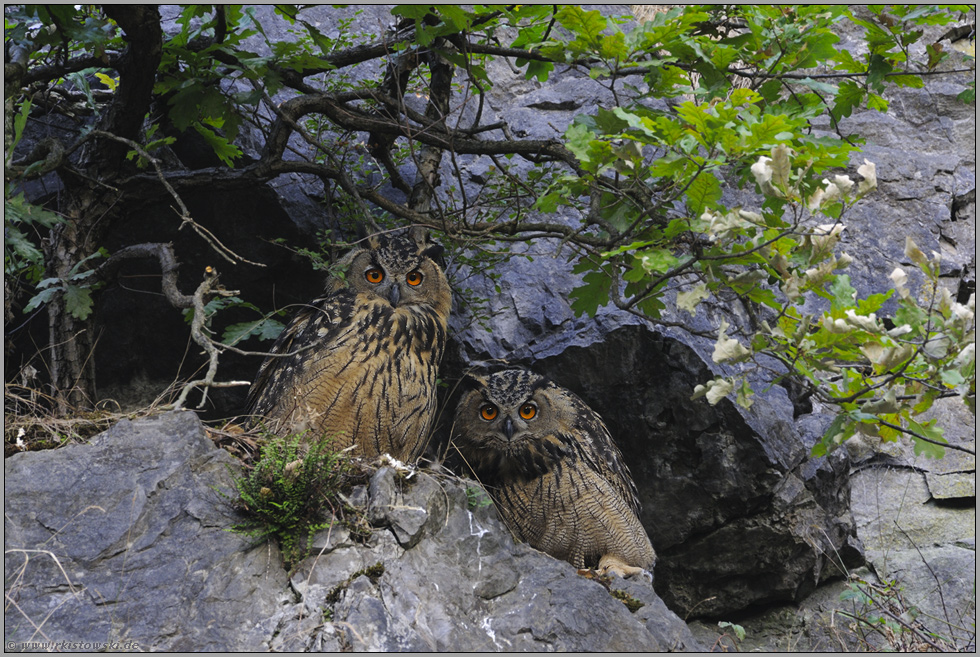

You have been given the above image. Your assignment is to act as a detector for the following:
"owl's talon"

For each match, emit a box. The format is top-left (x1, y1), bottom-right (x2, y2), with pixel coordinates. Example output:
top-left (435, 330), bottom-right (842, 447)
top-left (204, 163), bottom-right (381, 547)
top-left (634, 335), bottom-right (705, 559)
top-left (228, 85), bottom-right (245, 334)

top-left (597, 555), bottom-right (654, 584)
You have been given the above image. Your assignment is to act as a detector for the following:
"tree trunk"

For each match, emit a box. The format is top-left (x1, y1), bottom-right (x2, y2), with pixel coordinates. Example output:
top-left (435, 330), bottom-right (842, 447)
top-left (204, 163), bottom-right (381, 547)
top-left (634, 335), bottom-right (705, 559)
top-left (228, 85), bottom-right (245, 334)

top-left (43, 187), bottom-right (121, 411)
top-left (409, 39), bottom-right (454, 216)
top-left (42, 5), bottom-right (163, 410)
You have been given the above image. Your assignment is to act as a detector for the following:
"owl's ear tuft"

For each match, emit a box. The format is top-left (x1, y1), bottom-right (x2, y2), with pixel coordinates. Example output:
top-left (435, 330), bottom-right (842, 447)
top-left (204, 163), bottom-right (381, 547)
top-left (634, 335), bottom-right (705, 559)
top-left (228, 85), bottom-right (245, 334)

top-left (407, 225), bottom-right (429, 246)
top-left (408, 225), bottom-right (445, 267)
top-left (356, 222), bottom-right (382, 250)
top-left (422, 242), bottom-right (444, 262)
top-left (458, 370), bottom-right (489, 394)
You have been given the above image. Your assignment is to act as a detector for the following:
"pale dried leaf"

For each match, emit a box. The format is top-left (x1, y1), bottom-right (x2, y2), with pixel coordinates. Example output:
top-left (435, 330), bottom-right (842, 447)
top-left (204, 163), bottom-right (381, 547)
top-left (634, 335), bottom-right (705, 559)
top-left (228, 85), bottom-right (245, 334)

top-left (771, 144), bottom-right (791, 191)
top-left (676, 283), bottom-right (709, 315)
top-left (844, 309), bottom-right (880, 332)
top-left (904, 236), bottom-right (928, 266)
top-left (889, 267), bottom-right (910, 298)
top-left (857, 159), bottom-right (877, 195)
top-left (831, 174), bottom-right (854, 196)
top-left (712, 333), bottom-right (752, 363)
top-left (705, 379), bottom-right (734, 405)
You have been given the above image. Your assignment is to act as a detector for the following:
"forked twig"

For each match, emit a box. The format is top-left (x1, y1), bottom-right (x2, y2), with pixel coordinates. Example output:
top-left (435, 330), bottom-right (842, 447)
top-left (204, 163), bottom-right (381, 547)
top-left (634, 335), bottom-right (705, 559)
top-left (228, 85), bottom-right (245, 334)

top-left (170, 269), bottom-right (252, 410)
top-left (87, 130), bottom-right (265, 267)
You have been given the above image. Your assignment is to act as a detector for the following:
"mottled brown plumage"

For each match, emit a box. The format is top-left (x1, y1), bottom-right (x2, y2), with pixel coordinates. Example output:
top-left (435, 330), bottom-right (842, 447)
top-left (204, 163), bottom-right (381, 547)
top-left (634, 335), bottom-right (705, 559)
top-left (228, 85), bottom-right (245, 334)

top-left (453, 368), bottom-right (656, 578)
top-left (246, 227), bottom-right (451, 462)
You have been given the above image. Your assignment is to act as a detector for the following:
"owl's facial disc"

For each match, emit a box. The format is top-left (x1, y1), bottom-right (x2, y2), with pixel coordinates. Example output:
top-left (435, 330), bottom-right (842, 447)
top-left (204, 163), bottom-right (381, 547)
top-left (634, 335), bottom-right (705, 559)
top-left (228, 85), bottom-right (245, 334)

top-left (390, 269), bottom-right (427, 307)
top-left (364, 264), bottom-right (397, 305)
top-left (375, 262), bottom-right (430, 309)
top-left (364, 263), bottom-right (420, 308)
top-left (477, 402), bottom-right (520, 441)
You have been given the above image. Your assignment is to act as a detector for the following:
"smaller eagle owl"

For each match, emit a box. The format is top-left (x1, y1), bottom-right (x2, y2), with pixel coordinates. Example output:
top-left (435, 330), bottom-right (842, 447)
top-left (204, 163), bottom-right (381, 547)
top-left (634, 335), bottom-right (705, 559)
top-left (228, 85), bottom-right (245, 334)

top-left (246, 226), bottom-right (452, 462)
top-left (453, 368), bottom-right (656, 578)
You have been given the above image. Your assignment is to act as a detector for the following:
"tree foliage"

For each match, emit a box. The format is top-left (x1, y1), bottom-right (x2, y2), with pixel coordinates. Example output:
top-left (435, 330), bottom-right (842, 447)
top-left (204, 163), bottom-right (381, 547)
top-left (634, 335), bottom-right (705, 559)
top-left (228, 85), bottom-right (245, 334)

top-left (3, 4), bottom-right (975, 456)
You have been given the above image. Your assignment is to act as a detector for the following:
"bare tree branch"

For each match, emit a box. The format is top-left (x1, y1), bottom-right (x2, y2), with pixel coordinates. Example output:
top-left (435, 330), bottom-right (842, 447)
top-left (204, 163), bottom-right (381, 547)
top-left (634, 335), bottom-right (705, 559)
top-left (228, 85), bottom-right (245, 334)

top-left (86, 130), bottom-right (265, 267)
top-left (90, 244), bottom-right (250, 409)
top-left (94, 242), bottom-right (194, 308)
top-left (408, 39), bottom-right (455, 214)
top-left (87, 5), bottom-right (162, 174)
top-left (878, 419), bottom-right (976, 456)
top-left (8, 137), bottom-right (67, 178)
top-left (22, 53), bottom-right (124, 86)
top-left (169, 270), bottom-right (250, 410)
top-left (266, 92), bottom-right (577, 166)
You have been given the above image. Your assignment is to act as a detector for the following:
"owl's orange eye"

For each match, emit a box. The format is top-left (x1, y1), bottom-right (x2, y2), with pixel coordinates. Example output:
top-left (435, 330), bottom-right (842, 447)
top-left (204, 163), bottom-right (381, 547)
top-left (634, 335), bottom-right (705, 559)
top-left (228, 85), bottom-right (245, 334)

top-left (365, 268), bottom-right (384, 284)
top-left (519, 403), bottom-right (537, 420)
top-left (480, 404), bottom-right (498, 421)
top-left (406, 270), bottom-right (423, 286)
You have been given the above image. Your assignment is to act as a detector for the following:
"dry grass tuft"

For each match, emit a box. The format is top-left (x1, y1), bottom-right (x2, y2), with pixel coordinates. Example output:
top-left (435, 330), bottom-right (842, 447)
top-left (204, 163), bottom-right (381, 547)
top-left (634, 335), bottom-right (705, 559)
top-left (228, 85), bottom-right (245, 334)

top-left (205, 420), bottom-right (265, 464)
top-left (4, 384), bottom-right (163, 456)
top-left (4, 383), bottom-right (259, 462)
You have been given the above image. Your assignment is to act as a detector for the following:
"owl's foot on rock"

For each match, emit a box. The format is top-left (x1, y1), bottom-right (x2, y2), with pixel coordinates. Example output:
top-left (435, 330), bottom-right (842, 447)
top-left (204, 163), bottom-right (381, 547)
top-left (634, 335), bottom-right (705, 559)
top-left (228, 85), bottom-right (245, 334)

top-left (597, 554), bottom-right (654, 585)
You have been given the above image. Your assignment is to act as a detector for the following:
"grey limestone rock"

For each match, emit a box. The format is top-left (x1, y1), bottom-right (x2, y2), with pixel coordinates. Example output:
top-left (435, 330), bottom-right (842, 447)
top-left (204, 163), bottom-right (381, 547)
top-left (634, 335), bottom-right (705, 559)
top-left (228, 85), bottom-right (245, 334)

top-left (5, 411), bottom-right (702, 652)
top-left (283, 466), bottom-right (703, 651)
top-left (294, 469), bottom-right (698, 651)
top-left (439, 3), bottom-right (974, 619)
top-left (4, 411), bottom-right (290, 652)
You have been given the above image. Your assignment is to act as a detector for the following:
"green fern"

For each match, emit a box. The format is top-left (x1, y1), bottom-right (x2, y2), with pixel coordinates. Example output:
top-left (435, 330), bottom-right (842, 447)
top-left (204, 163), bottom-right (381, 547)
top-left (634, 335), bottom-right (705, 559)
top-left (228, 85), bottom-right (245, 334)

top-left (225, 432), bottom-right (353, 569)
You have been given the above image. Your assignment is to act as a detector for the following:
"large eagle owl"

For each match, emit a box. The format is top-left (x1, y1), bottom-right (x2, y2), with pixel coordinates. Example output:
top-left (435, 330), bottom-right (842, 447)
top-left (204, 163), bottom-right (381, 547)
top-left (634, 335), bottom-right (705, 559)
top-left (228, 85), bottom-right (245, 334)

top-left (452, 368), bottom-right (656, 578)
top-left (246, 226), bottom-right (451, 462)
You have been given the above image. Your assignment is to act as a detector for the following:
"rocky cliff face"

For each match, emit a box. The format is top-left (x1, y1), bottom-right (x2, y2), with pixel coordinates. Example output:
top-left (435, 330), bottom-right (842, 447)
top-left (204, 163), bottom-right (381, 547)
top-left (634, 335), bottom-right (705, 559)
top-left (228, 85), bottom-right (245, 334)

top-left (432, 4), bottom-right (975, 620)
top-left (4, 412), bottom-right (701, 652)
top-left (6, 4), bottom-right (974, 651)
top-left (518, 324), bottom-right (861, 616)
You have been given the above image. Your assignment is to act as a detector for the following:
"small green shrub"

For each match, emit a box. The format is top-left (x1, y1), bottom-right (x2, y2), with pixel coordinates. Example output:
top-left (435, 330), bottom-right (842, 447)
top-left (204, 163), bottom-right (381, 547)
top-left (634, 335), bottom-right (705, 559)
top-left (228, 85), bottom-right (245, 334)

top-left (715, 621), bottom-right (746, 652)
top-left (224, 432), bottom-right (353, 570)
top-left (465, 485), bottom-right (492, 510)
top-left (837, 575), bottom-right (967, 651)
top-left (609, 588), bottom-right (645, 613)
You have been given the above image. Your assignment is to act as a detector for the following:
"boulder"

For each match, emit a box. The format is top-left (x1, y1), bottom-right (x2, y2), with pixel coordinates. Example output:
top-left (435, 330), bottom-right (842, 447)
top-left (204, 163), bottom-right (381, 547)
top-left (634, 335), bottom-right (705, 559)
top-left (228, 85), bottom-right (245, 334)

top-left (449, 305), bottom-right (862, 617)
top-left (688, 424), bottom-right (975, 653)
top-left (848, 415), bottom-right (976, 649)
top-left (4, 412), bottom-right (703, 652)
top-left (280, 466), bottom-right (702, 651)
top-left (3, 411), bottom-right (290, 652)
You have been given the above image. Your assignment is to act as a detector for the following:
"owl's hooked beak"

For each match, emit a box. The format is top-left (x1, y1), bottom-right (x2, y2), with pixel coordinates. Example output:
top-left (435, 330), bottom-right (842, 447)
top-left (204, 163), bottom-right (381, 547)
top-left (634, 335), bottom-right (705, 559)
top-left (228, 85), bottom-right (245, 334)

top-left (387, 284), bottom-right (401, 306)
top-left (503, 415), bottom-right (515, 439)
